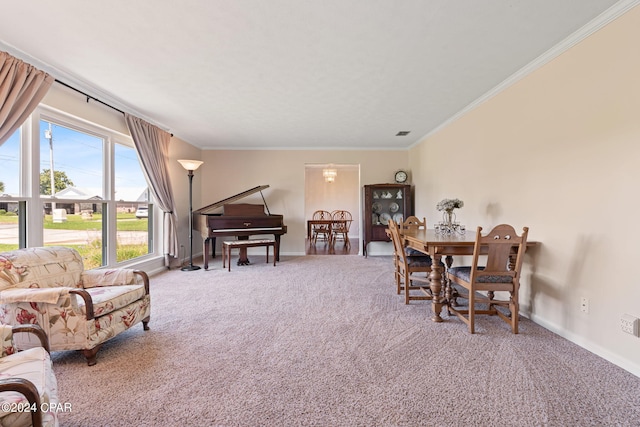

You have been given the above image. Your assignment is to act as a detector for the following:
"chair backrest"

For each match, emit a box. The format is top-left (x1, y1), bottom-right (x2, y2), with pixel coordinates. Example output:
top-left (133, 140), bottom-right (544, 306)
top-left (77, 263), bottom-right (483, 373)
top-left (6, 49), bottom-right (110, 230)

top-left (312, 210), bottom-right (331, 220)
top-left (332, 210), bottom-right (352, 231)
top-left (0, 246), bottom-right (85, 291)
top-left (388, 219), bottom-right (407, 267)
top-left (402, 216), bottom-right (426, 231)
top-left (470, 224), bottom-right (529, 284)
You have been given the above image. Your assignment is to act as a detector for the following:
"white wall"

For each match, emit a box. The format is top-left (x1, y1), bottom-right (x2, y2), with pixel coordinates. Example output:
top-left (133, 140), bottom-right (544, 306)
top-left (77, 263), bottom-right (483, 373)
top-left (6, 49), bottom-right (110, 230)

top-left (199, 150), bottom-right (408, 256)
top-left (409, 6), bottom-right (640, 376)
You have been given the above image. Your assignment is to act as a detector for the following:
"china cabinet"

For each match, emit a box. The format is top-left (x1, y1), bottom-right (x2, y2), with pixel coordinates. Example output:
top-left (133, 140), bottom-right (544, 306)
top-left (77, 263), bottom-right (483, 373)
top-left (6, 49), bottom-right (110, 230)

top-left (363, 184), bottom-right (412, 256)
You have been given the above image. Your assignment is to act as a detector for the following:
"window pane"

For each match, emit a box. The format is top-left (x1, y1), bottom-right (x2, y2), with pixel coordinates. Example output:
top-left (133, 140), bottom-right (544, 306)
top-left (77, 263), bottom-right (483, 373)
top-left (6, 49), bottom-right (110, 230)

top-left (43, 202), bottom-right (104, 269)
top-left (0, 202), bottom-right (20, 251)
top-left (116, 202), bottom-right (151, 262)
top-left (39, 120), bottom-right (103, 200)
top-left (115, 143), bottom-right (151, 262)
top-left (40, 120), bottom-right (105, 266)
top-left (0, 129), bottom-right (20, 197)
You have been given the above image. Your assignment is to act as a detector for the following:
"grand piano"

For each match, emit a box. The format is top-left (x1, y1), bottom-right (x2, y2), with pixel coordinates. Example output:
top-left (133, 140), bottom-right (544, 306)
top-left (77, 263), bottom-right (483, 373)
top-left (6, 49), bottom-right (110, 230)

top-left (193, 185), bottom-right (287, 270)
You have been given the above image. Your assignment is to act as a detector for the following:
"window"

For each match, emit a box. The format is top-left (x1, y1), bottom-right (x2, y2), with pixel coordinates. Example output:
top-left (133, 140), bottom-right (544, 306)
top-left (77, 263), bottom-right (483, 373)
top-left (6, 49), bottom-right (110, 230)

top-left (0, 107), bottom-right (156, 268)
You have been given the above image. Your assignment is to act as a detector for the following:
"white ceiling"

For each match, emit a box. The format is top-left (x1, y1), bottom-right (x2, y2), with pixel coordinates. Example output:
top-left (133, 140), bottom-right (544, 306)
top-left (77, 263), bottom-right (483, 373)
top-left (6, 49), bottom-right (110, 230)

top-left (0, 0), bottom-right (633, 150)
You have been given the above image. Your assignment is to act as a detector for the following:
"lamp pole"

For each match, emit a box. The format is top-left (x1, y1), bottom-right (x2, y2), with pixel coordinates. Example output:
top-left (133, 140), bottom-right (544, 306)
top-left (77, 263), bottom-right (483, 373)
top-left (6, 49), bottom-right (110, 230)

top-left (178, 159), bottom-right (204, 271)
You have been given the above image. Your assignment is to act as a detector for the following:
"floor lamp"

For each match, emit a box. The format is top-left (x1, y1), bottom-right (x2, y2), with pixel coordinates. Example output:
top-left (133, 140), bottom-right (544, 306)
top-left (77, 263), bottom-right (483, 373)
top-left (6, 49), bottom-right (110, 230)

top-left (178, 159), bottom-right (204, 271)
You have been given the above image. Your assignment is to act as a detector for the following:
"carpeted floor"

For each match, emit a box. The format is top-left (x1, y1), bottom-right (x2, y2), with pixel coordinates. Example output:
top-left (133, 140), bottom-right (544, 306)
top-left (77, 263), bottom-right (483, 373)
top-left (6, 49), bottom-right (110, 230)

top-left (52, 255), bottom-right (640, 426)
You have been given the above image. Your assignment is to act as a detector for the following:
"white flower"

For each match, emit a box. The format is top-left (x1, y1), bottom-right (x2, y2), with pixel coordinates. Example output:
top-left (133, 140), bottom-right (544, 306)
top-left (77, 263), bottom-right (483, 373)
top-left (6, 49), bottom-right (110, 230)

top-left (436, 198), bottom-right (464, 211)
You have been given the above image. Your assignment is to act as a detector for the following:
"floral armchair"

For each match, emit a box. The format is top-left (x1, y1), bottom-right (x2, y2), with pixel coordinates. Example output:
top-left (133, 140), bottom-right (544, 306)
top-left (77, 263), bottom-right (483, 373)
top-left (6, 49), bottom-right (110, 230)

top-left (0, 324), bottom-right (59, 427)
top-left (0, 246), bottom-right (150, 366)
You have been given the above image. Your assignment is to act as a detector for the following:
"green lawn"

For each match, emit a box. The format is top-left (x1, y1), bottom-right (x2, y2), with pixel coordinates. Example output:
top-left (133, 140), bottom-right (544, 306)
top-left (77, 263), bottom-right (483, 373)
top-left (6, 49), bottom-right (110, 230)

top-left (0, 213), bottom-right (149, 268)
top-left (0, 213), bottom-right (148, 231)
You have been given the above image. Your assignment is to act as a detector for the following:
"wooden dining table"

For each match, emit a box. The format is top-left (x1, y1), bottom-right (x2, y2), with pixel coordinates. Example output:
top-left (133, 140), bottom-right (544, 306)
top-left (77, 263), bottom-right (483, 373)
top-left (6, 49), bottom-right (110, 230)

top-left (399, 228), bottom-right (537, 323)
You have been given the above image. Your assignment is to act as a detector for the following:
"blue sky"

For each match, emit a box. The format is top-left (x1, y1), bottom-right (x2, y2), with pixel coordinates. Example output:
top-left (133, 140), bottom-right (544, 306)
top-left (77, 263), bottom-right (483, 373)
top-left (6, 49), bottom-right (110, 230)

top-left (0, 120), bottom-right (148, 198)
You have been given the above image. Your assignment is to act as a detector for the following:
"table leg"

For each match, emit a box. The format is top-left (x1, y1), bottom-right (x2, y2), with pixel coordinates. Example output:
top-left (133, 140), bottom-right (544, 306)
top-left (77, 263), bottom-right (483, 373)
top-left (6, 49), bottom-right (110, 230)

top-left (429, 253), bottom-right (445, 322)
top-left (444, 255), bottom-right (458, 307)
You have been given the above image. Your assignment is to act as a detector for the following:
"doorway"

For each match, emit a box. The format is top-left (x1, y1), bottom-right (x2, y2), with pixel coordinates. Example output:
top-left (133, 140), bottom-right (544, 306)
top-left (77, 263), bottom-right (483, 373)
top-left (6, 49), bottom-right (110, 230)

top-left (304, 164), bottom-right (360, 255)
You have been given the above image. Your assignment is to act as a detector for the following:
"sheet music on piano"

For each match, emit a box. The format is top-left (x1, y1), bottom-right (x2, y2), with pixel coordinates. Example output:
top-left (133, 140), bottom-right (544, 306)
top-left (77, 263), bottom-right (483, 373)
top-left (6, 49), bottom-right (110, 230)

top-left (193, 185), bottom-right (287, 269)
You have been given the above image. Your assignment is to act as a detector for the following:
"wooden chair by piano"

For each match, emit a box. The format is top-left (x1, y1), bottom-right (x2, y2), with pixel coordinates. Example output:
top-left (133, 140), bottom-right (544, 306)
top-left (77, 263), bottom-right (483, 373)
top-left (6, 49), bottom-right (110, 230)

top-left (310, 210), bottom-right (332, 244)
top-left (330, 210), bottom-right (352, 246)
top-left (447, 224), bottom-right (529, 334)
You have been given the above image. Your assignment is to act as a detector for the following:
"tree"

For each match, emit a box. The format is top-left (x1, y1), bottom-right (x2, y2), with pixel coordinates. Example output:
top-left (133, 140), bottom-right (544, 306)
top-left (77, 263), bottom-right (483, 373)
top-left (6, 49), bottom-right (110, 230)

top-left (40, 169), bottom-right (74, 195)
top-left (0, 181), bottom-right (4, 193)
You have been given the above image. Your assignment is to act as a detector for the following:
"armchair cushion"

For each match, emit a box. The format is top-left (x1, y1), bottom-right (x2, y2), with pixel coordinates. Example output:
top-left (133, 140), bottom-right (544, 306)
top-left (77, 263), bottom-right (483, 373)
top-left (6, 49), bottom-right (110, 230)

top-left (78, 284), bottom-right (147, 317)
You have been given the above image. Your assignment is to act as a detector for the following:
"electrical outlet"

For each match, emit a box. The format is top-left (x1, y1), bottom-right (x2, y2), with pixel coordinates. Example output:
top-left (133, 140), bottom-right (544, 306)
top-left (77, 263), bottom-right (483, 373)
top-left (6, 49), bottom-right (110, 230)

top-left (580, 297), bottom-right (589, 313)
top-left (621, 314), bottom-right (639, 336)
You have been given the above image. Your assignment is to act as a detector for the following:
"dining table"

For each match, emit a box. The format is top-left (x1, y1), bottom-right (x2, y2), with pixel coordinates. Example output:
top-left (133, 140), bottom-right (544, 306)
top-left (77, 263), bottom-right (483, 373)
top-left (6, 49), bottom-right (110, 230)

top-left (399, 228), bottom-right (538, 323)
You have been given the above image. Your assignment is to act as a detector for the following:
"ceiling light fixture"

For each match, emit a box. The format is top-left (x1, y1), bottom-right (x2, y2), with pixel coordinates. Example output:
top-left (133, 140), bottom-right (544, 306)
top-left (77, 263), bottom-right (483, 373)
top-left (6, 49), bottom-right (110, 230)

top-left (323, 167), bottom-right (337, 183)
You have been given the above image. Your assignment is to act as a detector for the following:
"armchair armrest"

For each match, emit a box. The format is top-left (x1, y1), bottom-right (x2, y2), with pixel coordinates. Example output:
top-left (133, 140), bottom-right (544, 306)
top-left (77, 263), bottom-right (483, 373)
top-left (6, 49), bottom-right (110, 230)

top-left (69, 289), bottom-right (95, 320)
top-left (134, 270), bottom-right (150, 294)
top-left (0, 378), bottom-right (42, 427)
top-left (11, 324), bottom-right (50, 353)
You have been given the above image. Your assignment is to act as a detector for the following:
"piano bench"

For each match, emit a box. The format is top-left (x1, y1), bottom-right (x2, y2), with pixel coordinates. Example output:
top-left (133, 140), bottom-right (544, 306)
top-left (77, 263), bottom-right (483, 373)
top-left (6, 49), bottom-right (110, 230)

top-left (222, 239), bottom-right (277, 271)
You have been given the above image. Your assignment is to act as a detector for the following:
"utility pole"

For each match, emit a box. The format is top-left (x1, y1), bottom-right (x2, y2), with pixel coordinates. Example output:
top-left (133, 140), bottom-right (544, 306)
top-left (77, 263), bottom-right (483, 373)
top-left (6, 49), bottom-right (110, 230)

top-left (44, 123), bottom-right (56, 212)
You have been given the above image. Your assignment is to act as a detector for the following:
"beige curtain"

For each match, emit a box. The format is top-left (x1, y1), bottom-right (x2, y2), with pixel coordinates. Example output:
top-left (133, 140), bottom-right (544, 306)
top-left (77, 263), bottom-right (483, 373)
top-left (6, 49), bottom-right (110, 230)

top-left (0, 51), bottom-right (53, 145)
top-left (125, 113), bottom-right (179, 266)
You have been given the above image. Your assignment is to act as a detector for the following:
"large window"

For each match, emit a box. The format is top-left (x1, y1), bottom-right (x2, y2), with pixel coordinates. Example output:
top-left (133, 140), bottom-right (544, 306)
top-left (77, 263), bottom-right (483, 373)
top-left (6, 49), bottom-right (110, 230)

top-left (0, 107), bottom-right (155, 269)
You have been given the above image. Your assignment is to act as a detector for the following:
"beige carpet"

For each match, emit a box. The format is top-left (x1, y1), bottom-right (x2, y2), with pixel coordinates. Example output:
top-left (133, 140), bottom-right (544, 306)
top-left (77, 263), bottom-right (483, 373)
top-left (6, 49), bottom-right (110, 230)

top-left (52, 255), bottom-right (640, 426)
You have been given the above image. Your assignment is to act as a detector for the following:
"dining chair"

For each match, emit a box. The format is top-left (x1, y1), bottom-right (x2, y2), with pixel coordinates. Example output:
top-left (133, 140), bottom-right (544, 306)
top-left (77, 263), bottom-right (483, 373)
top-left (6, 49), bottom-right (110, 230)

top-left (311, 210), bottom-right (332, 244)
top-left (388, 219), bottom-right (433, 304)
top-left (400, 216), bottom-right (431, 256)
top-left (330, 210), bottom-right (352, 246)
top-left (446, 224), bottom-right (529, 334)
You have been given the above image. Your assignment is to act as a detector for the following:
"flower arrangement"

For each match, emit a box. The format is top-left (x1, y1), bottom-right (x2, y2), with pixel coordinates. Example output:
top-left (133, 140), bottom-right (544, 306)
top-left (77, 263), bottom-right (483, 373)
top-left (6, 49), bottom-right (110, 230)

top-left (436, 198), bottom-right (464, 212)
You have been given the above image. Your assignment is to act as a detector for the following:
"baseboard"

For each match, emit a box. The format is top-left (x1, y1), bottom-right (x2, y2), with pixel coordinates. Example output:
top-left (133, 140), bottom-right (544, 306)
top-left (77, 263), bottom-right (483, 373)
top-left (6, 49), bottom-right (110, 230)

top-left (530, 313), bottom-right (640, 378)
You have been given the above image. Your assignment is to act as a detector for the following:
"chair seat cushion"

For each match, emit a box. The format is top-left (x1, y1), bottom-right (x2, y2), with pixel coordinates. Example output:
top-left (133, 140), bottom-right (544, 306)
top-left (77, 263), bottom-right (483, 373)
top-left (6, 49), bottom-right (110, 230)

top-left (404, 247), bottom-right (430, 258)
top-left (448, 266), bottom-right (513, 283)
top-left (77, 284), bottom-right (147, 317)
top-left (407, 256), bottom-right (433, 267)
top-left (0, 347), bottom-right (59, 427)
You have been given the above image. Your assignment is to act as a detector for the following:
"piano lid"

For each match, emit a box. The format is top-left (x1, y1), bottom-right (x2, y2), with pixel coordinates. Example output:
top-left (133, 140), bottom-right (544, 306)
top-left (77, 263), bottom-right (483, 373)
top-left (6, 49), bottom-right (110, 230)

top-left (193, 185), bottom-right (271, 215)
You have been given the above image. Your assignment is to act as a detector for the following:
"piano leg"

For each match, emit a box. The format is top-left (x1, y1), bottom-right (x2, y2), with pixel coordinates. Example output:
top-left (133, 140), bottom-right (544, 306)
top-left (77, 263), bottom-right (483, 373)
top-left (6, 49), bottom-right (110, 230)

top-left (203, 238), bottom-right (211, 270)
top-left (275, 235), bottom-right (282, 261)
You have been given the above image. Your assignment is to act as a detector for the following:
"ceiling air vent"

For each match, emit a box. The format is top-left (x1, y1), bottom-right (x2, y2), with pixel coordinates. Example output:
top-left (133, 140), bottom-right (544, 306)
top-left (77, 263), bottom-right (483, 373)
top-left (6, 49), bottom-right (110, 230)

top-left (396, 131), bottom-right (411, 136)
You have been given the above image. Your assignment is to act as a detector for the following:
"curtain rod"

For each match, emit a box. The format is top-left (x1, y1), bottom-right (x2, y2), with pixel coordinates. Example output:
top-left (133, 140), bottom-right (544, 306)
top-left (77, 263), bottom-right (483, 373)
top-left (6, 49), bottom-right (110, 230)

top-left (54, 79), bottom-right (173, 136)
top-left (55, 79), bottom-right (125, 115)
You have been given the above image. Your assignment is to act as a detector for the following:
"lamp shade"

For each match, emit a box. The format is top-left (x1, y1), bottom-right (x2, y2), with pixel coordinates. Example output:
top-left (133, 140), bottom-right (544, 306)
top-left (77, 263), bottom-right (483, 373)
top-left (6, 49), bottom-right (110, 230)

top-left (178, 159), bottom-right (204, 171)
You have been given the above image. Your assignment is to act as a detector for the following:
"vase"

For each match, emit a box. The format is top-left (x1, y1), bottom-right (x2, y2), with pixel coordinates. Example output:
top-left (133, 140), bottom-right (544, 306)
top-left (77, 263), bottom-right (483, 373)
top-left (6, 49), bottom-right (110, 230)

top-left (443, 210), bottom-right (455, 227)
